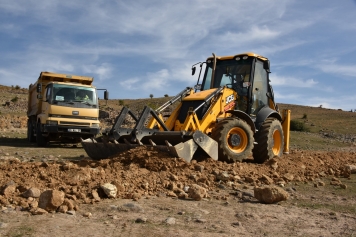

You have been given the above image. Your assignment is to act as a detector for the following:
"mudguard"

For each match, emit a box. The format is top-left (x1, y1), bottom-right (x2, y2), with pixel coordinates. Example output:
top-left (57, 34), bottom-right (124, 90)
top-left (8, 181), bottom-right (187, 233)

top-left (254, 106), bottom-right (282, 131)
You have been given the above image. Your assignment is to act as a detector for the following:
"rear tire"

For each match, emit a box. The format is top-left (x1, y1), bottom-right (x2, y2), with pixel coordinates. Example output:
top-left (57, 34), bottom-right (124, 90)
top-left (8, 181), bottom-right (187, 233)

top-left (36, 123), bottom-right (48, 147)
top-left (253, 118), bottom-right (284, 163)
top-left (211, 118), bottom-right (254, 162)
top-left (27, 120), bottom-right (36, 142)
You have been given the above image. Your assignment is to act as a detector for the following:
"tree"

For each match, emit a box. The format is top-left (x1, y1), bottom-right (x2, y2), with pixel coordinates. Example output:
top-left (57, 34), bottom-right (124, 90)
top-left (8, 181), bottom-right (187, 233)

top-left (149, 94), bottom-right (154, 99)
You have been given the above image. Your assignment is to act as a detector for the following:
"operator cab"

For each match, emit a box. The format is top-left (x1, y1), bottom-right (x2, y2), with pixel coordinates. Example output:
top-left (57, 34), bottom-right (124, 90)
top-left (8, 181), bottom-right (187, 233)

top-left (195, 52), bottom-right (272, 116)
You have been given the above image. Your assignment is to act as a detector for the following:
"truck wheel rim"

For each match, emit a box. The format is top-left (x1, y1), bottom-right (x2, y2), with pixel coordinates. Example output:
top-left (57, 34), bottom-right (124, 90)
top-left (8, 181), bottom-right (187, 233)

top-left (272, 129), bottom-right (282, 155)
top-left (227, 127), bottom-right (247, 153)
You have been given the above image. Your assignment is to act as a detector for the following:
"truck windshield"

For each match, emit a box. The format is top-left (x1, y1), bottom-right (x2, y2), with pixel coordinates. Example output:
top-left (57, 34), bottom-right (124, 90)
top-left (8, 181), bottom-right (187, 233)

top-left (201, 58), bottom-right (253, 92)
top-left (50, 84), bottom-right (98, 108)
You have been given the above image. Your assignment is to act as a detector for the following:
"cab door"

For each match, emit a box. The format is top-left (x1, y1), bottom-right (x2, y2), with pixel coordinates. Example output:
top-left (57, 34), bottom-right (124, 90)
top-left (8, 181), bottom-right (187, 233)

top-left (250, 60), bottom-right (268, 115)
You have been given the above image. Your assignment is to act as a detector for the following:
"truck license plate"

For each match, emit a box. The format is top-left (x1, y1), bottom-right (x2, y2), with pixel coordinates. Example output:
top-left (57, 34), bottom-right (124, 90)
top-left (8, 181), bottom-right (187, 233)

top-left (68, 129), bottom-right (81, 132)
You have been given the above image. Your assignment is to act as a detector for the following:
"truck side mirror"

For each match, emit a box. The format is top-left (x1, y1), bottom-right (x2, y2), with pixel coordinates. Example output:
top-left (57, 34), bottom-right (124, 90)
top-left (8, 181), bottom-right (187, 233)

top-left (192, 67), bottom-right (196, 76)
top-left (37, 83), bottom-right (42, 93)
top-left (104, 90), bottom-right (109, 100)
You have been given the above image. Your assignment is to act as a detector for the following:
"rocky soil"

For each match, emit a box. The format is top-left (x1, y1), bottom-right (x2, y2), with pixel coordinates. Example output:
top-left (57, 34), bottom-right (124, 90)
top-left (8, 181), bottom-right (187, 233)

top-left (0, 145), bottom-right (356, 236)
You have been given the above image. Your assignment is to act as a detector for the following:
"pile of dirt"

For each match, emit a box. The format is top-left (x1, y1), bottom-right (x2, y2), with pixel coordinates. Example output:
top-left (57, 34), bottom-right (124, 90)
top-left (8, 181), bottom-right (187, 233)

top-left (0, 147), bottom-right (355, 212)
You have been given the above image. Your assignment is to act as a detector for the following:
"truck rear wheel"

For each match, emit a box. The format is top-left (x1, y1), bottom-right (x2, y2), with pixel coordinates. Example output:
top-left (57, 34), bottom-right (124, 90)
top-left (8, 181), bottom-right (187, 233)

top-left (253, 118), bottom-right (284, 163)
top-left (211, 118), bottom-right (254, 162)
top-left (27, 120), bottom-right (36, 142)
top-left (36, 123), bottom-right (48, 147)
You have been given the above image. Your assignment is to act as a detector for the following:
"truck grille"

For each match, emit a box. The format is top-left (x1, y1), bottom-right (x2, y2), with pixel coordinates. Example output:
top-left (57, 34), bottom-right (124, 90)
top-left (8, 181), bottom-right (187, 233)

top-left (59, 121), bottom-right (91, 126)
top-left (49, 114), bottom-right (98, 120)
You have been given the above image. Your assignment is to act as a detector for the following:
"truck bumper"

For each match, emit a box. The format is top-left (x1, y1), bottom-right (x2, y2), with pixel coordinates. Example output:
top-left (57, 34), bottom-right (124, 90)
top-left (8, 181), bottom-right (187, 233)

top-left (43, 125), bottom-right (100, 136)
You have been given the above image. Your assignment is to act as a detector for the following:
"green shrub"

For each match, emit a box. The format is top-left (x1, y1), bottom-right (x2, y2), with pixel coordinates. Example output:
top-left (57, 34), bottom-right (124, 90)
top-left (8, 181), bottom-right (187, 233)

top-left (302, 113), bottom-right (307, 119)
top-left (15, 85), bottom-right (21, 89)
top-left (148, 103), bottom-right (157, 110)
top-left (164, 94), bottom-right (169, 97)
top-left (119, 100), bottom-right (124, 106)
top-left (11, 96), bottom-right (18, 103)
top-left (290, 119), bottom-right (310, 132)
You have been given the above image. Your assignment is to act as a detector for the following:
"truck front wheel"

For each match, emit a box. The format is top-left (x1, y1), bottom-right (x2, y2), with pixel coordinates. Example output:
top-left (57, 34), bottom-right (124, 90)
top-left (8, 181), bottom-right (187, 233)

top-left (36, 123), bottom-right (48, 147)
top-left (27, 120), bottom-right (36, 142)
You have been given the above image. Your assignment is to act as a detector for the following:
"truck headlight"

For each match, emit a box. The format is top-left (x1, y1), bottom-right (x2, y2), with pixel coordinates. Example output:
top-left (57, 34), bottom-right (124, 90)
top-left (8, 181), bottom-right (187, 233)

top-left (46, 120), bottom-right (58, 125)
top-left (91, 123), bottom-right (100, 128)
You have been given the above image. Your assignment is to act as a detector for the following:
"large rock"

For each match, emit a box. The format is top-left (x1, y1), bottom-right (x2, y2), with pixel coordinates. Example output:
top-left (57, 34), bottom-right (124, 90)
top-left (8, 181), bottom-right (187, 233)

top-left (23, 187), bottom-right (41, 198)
top-left (345, 164), bottom-right (356, 174)
top-left (38, 190), bottom-right (65, 212)
top-left (30, 207), bottom-right (48, 215)
top-left (188, 184), bottom-right (207, 201)
top-left (260, 175), bottom-right (274, 185)
top-left (254, 186), bottom-right (289, 204)
top-left (2, 185), bottom-right (16, 197)
top-left (100, 183), bottom-right (117, 198)
top-left (91, 189), bottom-right (101, 201)
top-left (216, 171), bottom-right (230, 181)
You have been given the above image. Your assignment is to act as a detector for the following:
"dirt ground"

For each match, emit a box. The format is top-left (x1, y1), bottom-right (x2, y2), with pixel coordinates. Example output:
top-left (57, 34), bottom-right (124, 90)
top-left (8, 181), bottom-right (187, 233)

top-left (0, 133), bottom-right (356, 237)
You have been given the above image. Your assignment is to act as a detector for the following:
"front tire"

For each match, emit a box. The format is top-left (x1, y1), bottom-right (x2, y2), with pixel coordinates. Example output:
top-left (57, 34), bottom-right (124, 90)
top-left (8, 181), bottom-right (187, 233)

top-left (211, 118), bottom-right (254, 162)
top-left (27, 120), bottom-right (36, 142)
top-left (253, 118), bottom-right (284, 163)
top-left (36, 123), bottom-right (48, 147)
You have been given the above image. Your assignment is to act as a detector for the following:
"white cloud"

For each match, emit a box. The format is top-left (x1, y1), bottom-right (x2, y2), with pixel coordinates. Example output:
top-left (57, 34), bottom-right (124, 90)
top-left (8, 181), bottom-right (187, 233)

top-left (82, 63), bottom-right (112, 81)
top-left (119, 69), bottom-right (170, 92)
top-left (316, 63), bottom-right (356, 78)
top-left (271, 74), bottom-right (318, 88)
top-left (119, 78), bottom-right (140, 90)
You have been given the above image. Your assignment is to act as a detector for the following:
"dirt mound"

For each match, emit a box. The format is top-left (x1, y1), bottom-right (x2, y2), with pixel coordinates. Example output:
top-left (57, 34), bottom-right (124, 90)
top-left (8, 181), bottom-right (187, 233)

top-left (0, 147), bottom-right (355, 211)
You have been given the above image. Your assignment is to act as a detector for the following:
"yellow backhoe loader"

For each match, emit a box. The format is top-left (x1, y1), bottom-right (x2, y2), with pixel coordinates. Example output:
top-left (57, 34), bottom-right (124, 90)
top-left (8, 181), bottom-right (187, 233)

top-left (82, 52), bottom-right (290, 163)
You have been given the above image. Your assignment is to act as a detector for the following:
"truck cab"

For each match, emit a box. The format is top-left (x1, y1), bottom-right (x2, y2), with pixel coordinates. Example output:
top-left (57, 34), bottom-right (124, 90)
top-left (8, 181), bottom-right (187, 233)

top-left (27, 72), bottom-right (108, 146)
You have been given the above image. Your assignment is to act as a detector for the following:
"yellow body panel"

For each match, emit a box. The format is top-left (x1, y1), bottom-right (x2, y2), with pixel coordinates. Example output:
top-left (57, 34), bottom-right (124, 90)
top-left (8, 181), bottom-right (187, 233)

top-left (183, 88), bottom-right (215, 101)
top-left (173, 87), bottom-right (236, 133)
top-left (37, 102), bottom-right (100, 127)
top-left (39, 71), bottom-right (93, 85)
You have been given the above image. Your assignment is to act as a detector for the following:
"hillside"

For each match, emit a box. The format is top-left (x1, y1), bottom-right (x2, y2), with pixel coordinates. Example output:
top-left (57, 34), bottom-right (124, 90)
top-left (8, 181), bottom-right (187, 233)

top-left (1, 84), bottom-right (355, 150)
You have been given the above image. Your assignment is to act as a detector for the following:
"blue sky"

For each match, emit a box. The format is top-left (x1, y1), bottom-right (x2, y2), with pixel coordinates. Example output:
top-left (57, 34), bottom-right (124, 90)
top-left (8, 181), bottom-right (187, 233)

top-left (1, 0), bottom-right (356, 111)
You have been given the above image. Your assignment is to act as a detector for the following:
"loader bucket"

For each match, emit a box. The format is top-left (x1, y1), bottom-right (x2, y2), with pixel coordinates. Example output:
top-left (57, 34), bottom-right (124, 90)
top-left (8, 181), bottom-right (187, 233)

top-left (82, 97), bottom-right (219, 162)
top-left (81, 130), bottom-right (218, 162)
top-left (81, 138), bottom-right (139, 160)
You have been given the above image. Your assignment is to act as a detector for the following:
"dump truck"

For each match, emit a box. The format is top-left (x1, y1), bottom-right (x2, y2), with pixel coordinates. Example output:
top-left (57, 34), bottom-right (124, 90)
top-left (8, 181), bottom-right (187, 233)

top-left (27, 71), bottom-right (108, 146)
top-left (82, 52), bottom-right (290, 163)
